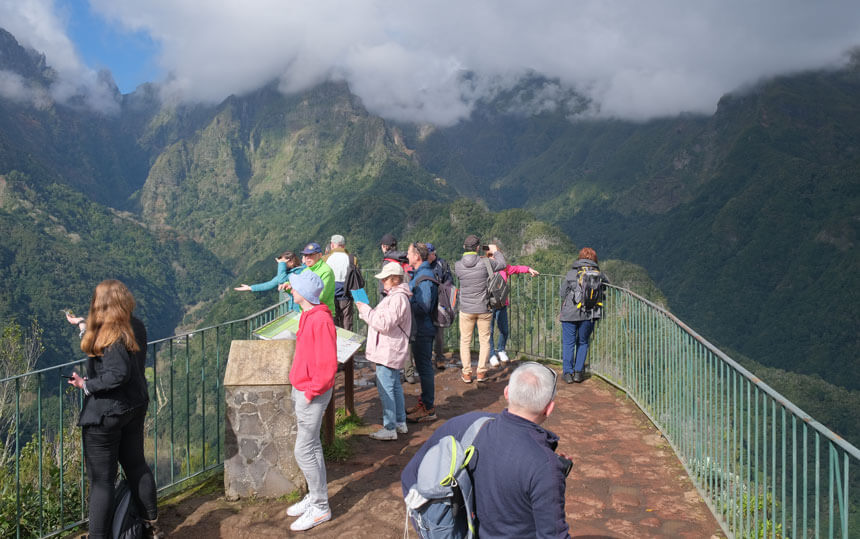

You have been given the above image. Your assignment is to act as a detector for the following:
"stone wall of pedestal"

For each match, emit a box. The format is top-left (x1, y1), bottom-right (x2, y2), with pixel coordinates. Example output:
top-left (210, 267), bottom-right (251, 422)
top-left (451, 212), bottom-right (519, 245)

top-left (223, 339), bottom-right (304, 500)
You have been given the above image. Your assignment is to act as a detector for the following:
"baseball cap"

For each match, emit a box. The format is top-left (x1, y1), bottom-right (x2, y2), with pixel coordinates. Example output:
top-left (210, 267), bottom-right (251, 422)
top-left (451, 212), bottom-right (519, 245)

top-left (380, 233), bottom-right (397, 246)
top-left (425, 243), bottom-right (435, 253)
top-left (374, 261), bottom-right (406, 280)
top-left (464, 234), bottom-right (480, 250)
top-left (300, 242), bottom-right (322, 255)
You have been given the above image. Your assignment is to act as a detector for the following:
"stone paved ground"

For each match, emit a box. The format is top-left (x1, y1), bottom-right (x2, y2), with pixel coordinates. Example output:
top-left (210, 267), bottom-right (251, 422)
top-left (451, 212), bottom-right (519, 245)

top-left (158, 354), bottom-right (725, 538)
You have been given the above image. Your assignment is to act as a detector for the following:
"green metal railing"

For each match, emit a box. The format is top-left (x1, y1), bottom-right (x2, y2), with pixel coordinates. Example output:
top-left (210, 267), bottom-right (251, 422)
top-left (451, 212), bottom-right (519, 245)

top-left (0, 301), bottom-right (290, 539)
top-left (505, 276), bottom-right (859, 538)
top-left (2, 273), bottom-right (857, 538)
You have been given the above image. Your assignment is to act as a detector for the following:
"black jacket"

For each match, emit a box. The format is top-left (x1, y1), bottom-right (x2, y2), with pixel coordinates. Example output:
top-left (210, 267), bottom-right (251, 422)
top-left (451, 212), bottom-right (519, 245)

top-left (78, 317), bottom-right (149, 426)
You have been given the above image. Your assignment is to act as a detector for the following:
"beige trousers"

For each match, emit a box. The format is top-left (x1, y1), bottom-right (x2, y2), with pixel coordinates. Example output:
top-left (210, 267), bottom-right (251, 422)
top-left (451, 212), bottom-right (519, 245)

top-left (458, 312), bottom-right (493, 375)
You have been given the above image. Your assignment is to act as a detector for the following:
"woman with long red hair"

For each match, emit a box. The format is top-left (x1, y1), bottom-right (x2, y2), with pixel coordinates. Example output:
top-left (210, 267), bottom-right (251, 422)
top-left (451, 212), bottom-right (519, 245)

top-left (67, 280), bottom-right (161, 538)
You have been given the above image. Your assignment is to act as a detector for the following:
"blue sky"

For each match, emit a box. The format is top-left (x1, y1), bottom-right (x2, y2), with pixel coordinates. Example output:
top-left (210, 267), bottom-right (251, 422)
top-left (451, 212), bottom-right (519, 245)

top-left (58, 0), bottom-right (161, 93)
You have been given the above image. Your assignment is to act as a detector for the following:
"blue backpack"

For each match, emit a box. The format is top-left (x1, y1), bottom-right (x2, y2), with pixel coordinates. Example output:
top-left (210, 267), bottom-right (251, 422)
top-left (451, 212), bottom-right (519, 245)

top-left (403, 416), bottom-right (493, 538)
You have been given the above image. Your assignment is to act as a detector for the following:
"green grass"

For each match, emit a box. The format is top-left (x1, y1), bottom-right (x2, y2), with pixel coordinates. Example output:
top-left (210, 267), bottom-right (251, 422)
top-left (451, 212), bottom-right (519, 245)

top-left (323, 407), bottom-right (364, 462)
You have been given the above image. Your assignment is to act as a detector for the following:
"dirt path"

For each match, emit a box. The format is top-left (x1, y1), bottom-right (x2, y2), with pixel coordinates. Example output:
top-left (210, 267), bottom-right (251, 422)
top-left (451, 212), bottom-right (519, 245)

top-left (158, 355), bottom-right (724, 538)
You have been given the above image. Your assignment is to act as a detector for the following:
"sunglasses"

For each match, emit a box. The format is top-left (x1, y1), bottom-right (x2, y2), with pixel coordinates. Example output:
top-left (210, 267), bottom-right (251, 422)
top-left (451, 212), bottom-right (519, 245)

top-left (520, 361), bottom-right (558, 400)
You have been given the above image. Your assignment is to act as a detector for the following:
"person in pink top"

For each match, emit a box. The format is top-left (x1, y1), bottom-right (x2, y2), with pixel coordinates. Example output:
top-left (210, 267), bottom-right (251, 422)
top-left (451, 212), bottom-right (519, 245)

top-left (488, 255), bottom-right (540, 367)
top-left (355, 262), bottom-right (413, 441)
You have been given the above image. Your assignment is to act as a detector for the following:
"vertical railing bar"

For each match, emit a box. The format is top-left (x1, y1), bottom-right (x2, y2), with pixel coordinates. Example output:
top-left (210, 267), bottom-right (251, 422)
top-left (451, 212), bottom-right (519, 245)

top-left (37, 373), bottom-right (44, 536)
top-left (781, 406), bottom-right (786, 539)
top-left (15, 377), bottom-right (21, 539)
top-left (828, 444), bottom-right (835, 539)
top-left (170, 338), bottom-right (175, 484)
top-left (842, 452), bottom-right (848, 539)
top-left (201, 329), bottom-right (206, 471)
top-left (153, 341), bottom-right (159, 487)
top-left (185, 334), bottom-right (190, 479)
top-left (803, 424), bottom-right (808, 539)
top-left (793, 414), bottom-right (797, 539)
top-left (216, 325), bottom-right (222, 464)
top-left (815, 431), bottom-right (820, 539)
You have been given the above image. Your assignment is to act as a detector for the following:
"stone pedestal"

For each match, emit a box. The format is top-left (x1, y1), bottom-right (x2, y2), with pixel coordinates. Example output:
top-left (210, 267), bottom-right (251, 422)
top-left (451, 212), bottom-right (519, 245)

top-left (224, 339), bottom-right (304, 500)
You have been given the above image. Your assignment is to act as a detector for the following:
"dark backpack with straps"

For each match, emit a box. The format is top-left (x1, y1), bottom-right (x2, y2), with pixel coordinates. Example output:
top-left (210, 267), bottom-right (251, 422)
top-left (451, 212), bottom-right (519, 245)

top-left (482, 258), bottom-right (509, 311)
top-left (111, 477), bottom-right (145, 539)
top-left (344, 253), bottom-right (365, 296)
top-left (415, 276), bottom-right (458, 328)
top-left (573, 266), bottom-right (604, 312)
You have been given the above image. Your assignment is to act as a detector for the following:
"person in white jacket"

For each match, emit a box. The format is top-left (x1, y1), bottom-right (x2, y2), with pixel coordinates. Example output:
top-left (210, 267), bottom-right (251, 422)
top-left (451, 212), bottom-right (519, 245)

top-left (355, 262), bottom-right (413, 441)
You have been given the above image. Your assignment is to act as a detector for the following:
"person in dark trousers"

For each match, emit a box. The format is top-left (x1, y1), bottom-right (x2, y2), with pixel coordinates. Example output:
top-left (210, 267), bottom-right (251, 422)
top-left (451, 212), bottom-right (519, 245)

top-left (323, 234), bottom-right (357, 330)
top-left (426, 243), bottom-right (452, 369)
top-left (401, 362), bottom-right (571, 538)
top-left (405, 242), bottom-right (439, 423)
top-left (67, 280), bottom-right (161, 539)
top-left (559, 247), bottom-right (609, 383)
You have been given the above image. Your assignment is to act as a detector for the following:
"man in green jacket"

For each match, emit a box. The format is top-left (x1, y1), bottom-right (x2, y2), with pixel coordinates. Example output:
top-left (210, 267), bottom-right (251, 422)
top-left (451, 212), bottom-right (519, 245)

top-left (281, 242), bottom-right (336, 316)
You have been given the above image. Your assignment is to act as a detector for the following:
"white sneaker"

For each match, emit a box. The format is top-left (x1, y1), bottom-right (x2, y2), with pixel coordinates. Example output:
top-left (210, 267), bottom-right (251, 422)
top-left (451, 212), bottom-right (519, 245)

top-left (498, 350), bottom-right (509, 363)
top-left (369, 427), bottom-right (397, 441)
top-left (396, 422), bottom-right (408, 434)
top-left (290, 504), bottom-right (331, 531)
top-left (286, 494), bottom-right (311, 517)
top-left (489, 354), bottom-right (500, 367)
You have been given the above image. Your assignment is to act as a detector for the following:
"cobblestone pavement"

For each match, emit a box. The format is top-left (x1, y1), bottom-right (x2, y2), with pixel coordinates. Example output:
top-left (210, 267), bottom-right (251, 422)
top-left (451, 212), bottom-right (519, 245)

top-left (159, 354), bottom-right (725, 538)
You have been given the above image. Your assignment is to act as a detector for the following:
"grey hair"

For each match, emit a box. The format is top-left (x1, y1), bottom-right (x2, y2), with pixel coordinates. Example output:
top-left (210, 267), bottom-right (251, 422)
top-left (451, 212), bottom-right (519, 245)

top-left (508, 363), bottom-right (556, 413)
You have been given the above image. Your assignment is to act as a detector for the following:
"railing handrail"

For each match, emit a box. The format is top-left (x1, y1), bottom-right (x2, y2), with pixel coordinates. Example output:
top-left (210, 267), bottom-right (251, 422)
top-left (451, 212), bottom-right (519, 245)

top-left (602, 283), bottom-right (860, 460)
top-left (0, 299), bottom-right (292, 385)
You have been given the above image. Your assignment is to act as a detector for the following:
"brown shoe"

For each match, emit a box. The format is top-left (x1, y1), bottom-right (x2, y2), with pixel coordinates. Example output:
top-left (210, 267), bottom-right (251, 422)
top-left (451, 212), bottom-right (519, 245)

top-left (460, 372), bottom-right (472, 383)
top-left (407, 402), bottom-right (437, 423)
top-left (406, 399), bottom-right (423, 415)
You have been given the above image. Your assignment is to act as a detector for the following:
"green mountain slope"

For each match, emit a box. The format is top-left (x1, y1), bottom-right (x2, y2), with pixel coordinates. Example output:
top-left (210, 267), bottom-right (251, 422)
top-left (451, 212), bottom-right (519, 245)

top-left (411, 69), bottom-right (860, 390)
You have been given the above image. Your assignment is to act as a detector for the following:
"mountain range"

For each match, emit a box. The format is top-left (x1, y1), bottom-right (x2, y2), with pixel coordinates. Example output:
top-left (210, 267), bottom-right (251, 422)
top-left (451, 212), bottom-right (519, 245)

top-left (0, 28), bottom-right (857, 398)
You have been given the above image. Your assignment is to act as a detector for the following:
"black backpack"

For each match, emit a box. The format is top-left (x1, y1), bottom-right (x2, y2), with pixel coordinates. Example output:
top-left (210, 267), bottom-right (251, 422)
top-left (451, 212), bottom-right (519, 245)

top-left (344, 253), bottom-right (365, 296)
top-left (573, 266), bottom-right (604, 312)
top-left (482, 259), bottom-right (509, 311)
top-left (415, 276), bottom-right (458, 328)
top-left (111, 478), bottom-right (145, 539)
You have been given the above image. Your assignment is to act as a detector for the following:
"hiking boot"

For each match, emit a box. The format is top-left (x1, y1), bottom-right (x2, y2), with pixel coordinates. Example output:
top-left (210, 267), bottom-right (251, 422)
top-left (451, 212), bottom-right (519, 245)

top-left (498, 350), bottom-right (509, 363)
top-left (435, 357), bottom-right (446, 370)
top-left (460, 372), bottom-right (472, 384)
top-left (573, 371), bottom-right (584, 383)
top-left (563, 373), bottom-right (574, 384)
top-left (290, 504), bottom-right (331, 531)
top-left (369, 427), bottom-right (397, 441)
top-left (287, 494), bottom-right (312, 517)
top-left (396, 422), bottom-right (408, 434)
top-left (489, 354), bottom-right (499, 367)
top-left (476, 372), bottom-right (487, 382)
top-left (407, 402), bottom-right (437, 423)
top-left (406, 399), bottom-right (423, 414)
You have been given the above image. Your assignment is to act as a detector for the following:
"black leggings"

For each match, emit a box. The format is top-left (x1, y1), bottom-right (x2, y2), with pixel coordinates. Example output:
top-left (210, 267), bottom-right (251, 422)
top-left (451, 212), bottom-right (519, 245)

top-left (82, 407), bottom-right (157, 538)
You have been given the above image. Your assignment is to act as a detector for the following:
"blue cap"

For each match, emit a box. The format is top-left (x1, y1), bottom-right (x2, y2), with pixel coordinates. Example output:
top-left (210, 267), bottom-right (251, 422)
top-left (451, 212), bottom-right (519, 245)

top-left (300, 242), bottom-right (322, 255)
top-left (289, 270), bottom-right (323, 304)
top-left (426, 243), bottom-right (435, 253)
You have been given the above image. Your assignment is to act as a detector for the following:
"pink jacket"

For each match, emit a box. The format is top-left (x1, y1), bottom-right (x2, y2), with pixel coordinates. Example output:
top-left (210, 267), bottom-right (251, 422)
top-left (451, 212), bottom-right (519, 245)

top-left (356, 283), bottom-right (413, 369)
top-left (499, 265), bottom-right (534, 307)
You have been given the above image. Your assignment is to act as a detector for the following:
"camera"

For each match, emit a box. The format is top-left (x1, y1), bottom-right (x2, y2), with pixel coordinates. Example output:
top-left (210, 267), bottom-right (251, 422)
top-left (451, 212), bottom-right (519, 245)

top-left (481, 245), bottom-right (490, 251)
top-left (557, 454), bottom-right (573, 477)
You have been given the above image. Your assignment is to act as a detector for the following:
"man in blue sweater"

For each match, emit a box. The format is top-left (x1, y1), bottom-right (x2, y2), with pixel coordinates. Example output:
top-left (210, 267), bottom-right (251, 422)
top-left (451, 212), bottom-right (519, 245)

top-left (401, 362), bottom-right (571, 538)
top-left (405, 242), bottom-right (439, 423)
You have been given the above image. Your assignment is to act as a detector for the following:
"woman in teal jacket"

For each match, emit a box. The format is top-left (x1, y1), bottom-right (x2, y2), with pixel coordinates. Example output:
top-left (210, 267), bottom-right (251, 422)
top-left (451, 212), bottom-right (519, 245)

top-left (235, 251), bottom-right (304, 312)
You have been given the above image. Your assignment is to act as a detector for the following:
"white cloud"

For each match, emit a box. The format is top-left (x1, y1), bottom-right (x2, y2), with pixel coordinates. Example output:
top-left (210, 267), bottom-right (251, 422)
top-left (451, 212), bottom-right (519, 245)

top-left (4, 0), bottom-right (860, 123)
top-left (0, 0), bottom-right (119, 112)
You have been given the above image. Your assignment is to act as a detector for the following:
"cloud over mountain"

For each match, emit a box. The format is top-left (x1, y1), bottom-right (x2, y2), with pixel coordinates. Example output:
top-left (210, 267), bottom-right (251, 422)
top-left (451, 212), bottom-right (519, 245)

top-left (3, 0), bottom-right (860, 124)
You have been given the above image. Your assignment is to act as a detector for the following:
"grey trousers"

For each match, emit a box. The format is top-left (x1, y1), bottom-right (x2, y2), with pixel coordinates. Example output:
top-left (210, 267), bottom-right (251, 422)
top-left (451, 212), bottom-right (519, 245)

top-left (292, 386), bottom-right (333, 510)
